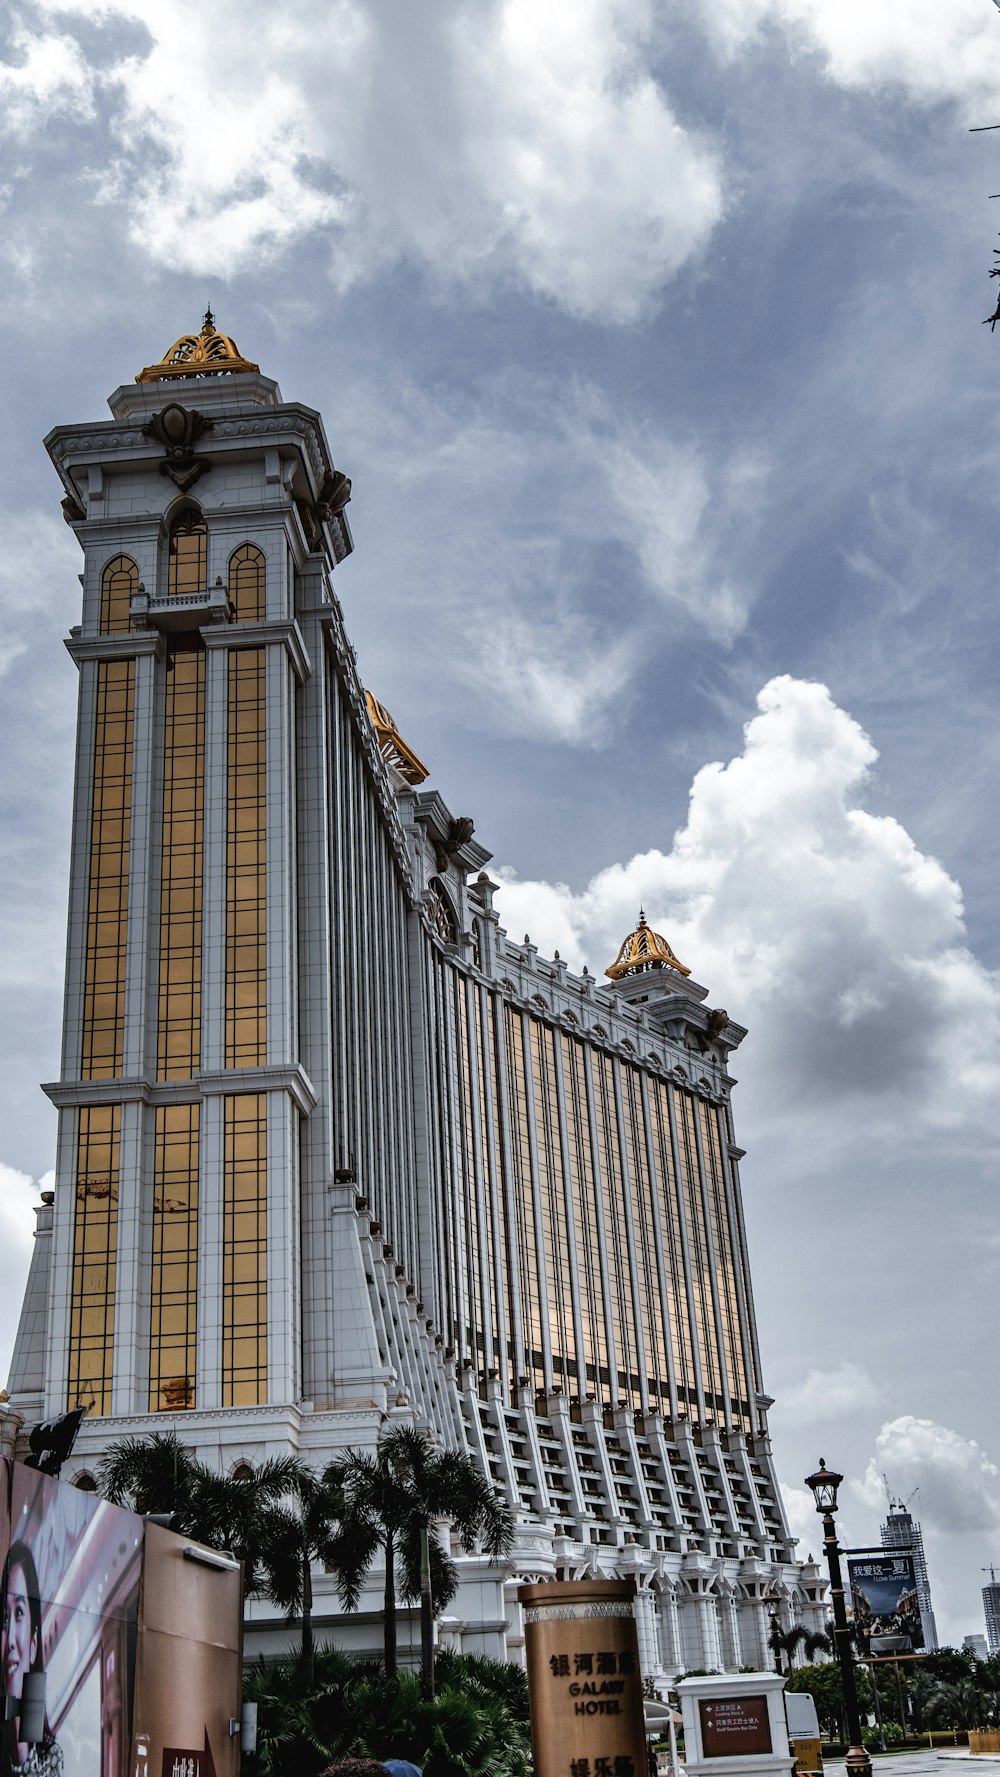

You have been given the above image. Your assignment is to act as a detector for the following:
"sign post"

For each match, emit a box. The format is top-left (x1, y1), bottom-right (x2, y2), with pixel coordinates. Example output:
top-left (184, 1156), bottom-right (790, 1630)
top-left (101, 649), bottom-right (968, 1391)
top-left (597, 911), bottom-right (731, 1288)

top-left (677, 1672), bottom-right (793, 1777)
top-left (518, 1579), bottom-right (648, 1777)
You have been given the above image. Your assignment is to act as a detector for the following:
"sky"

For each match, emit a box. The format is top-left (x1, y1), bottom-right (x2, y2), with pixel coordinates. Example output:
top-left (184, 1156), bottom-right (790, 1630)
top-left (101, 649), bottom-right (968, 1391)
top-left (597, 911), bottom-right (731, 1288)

top-left (0, 0), bottom-right (999, 1650)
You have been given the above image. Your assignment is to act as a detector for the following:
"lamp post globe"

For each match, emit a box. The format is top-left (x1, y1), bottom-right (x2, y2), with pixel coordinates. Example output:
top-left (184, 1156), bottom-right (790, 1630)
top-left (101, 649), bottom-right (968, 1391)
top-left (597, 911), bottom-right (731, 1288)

top-left (804, 1459), bottom-right (843, 1516)
top-left (804, 1458), bottom-right (871, 1777)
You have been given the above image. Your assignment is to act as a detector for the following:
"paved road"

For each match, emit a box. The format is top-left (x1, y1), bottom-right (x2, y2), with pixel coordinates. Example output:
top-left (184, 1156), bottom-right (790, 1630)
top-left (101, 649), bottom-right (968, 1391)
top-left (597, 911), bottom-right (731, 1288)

top-left (823, 1754), bottom-right (1000, 1777)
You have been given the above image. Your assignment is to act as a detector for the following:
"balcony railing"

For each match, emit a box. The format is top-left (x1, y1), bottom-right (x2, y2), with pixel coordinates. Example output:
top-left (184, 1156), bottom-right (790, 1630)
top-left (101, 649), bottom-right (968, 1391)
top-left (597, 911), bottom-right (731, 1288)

top-left (131, 580), bottom-right (232, 631)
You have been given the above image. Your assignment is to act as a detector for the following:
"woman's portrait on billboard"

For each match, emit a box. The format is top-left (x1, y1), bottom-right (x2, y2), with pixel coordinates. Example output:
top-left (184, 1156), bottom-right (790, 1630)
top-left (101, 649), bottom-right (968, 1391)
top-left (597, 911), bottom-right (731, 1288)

top-left (2, 1541), bottom-right (63, 1777)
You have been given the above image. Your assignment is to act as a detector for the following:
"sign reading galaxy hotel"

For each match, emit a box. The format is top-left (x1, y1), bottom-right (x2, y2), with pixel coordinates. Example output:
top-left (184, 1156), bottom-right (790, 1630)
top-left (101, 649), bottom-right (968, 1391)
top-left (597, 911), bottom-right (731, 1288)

top-left (0, 1459), bottom-right (243, 1777)
top-left (847, 1555), bottom-right (924, 1656)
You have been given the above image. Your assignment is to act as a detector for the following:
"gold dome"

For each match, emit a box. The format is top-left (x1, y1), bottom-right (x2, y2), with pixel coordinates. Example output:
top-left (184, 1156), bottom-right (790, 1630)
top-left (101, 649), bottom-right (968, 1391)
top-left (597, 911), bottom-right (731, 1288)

top-left (136, 308), bottom-right (260, 384)
top-left (605, 910), bottom-right (690, 981)
top-left (366, 690), bottom-right (429, 786)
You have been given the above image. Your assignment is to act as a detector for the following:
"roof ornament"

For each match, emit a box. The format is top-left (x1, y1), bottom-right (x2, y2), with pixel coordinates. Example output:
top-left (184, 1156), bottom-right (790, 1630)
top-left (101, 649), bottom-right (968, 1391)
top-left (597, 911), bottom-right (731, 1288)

top-left (135, 311), bottom-right (260, 384)
top-left (605, 909), bottom-right (691, 981)
top-left (365, 690), bottom-right (429, 785)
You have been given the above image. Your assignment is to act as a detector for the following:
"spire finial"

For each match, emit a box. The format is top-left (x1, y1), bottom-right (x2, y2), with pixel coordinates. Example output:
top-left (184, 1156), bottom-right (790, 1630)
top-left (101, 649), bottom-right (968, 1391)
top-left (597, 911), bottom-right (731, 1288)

top-left (135, 314), bottom-right (260, 384)
top-left (605, 911), bottom-right (690, 981)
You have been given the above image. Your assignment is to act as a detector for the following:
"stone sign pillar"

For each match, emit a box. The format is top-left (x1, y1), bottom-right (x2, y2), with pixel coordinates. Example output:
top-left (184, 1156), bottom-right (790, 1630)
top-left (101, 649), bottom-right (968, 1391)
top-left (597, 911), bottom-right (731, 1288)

top-left (518, 1579), bottom-right (648, 1777)
top-left (677, 1673), bottom-right (793, 1777)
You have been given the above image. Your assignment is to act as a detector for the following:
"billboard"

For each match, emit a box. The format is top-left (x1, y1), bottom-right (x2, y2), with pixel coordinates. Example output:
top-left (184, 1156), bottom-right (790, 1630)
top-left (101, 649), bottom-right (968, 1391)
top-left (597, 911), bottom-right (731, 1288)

top-left (0, 1459), bottom-right (243, 1777)
top-left (3, 1460), bottom-right (143, 1777)
top-left (847, 1554), bottom-right (924, 1655)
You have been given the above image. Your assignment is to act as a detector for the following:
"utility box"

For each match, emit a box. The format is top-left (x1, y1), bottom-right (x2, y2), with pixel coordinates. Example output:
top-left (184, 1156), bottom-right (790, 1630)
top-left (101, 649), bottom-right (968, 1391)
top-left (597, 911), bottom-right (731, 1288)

top-left (676, 1672), bottom-right (794, 1777)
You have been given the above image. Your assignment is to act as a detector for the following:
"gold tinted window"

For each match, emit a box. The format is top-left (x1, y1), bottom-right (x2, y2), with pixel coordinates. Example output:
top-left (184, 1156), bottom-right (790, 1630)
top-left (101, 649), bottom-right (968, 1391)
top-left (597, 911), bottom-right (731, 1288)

top-left (82, 661), bottom-right (134, 1079)
top-left (100, 555), bottom-right (137, 635)
top-left (157, 643), bottom-right (205, 1079)
top-left (229, 543), bottom-right (266, 622)
top-left (68, 1105), bottom-right (120, 1415)
top-left (168, 510), bottom-right (207, 598)
top-left (222, 1093), bottom-right (267, 1405)
top-left (150, 1102), bottom-right (199, 1412)
top-left (227, 649), bottom-right (266, 1067)
top-left (428, 878), bottom-right (457, 943)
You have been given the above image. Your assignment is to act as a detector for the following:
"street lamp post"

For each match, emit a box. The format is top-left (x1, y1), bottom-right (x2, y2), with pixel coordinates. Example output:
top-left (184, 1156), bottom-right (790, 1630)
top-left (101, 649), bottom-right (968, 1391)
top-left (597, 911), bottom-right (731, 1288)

top-left (765, 1591), bottom-right (784, 1675)
top-left (804, 1460), bottom-right (872, 1777)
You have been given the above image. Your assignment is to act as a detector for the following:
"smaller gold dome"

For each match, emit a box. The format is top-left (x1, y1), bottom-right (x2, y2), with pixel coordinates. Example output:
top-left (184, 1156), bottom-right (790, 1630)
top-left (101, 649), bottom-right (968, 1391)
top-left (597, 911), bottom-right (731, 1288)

top-left (605, 910), bottom-right (690, 981)
top-left (136, 308), bottom-right (260, 384)
top-left (366, 690), bottom-right (429, 785)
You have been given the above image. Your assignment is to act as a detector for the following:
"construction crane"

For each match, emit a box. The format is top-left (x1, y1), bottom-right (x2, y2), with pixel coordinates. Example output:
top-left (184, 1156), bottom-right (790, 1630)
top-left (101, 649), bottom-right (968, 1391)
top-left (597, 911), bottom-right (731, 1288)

top-left (883, 1476), bottom-right (919, 1513)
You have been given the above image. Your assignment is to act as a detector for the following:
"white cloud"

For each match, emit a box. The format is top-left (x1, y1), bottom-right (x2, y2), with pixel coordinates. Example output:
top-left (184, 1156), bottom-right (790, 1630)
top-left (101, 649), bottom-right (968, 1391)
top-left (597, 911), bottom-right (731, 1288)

top-left (598, 428), bottom-right (767, 643)
top-left (780, 1482), bottom-right (824, 1558)
top-left (0, 24), bottom-right (94, 135)
top-left (462, 611), bottom-right (637, 748)
top-left (14, 0), bottom-right (723, 322)
top-left (338, 371), bottom-right (765, 743)
top-left (703, 0), bottom-right (1000, 109)
top-left (852, 1417), bottom-right (1000, 1535)
top-left (772, 1362), bottom-right (881, 1426)
top-left (493, 674), bottom-right (1000, 1135)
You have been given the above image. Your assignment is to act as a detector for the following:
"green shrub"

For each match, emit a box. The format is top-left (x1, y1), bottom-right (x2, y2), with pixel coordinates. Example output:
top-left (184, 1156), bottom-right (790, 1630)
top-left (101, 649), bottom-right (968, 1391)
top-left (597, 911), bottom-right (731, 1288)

top-left (862, 1721), bottom-right (903, 1749)
top-left (242, 1651), bottom-right (532, 1777)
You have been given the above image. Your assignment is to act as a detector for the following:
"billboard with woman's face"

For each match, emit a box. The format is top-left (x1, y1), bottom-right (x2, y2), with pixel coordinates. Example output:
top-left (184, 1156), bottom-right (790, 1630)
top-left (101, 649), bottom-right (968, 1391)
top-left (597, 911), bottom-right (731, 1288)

top-left (0, 1460), bottom-right (242, 1777)
top-left (3, 1461), bottom-right (143, 1777)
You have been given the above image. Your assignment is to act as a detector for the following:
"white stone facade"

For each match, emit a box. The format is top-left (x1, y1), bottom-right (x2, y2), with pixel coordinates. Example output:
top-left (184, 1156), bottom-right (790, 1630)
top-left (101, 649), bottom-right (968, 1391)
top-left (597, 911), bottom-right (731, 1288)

top-left (5, 345), bottom-right (826, 1678)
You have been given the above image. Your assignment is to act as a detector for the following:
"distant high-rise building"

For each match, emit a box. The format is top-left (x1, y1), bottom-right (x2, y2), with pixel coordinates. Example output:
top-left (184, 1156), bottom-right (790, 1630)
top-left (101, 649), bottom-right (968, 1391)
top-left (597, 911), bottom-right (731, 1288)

top-left (983, 1569), bottom-right (1000, 1654)
top-left (963, 1633), bottom-right (989, 1661)
top-left (882, 1497), bottom-right (938, 1650)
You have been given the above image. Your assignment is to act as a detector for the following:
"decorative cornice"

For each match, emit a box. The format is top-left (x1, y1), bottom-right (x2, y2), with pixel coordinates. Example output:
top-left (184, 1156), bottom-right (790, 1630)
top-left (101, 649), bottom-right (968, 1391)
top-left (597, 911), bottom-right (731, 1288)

top-left (65, 631), bottom-right (165, 665)
top-left (203, 618), bottom-right (312, 683)
top-left (43, 1064), bottom-right (317, 1116)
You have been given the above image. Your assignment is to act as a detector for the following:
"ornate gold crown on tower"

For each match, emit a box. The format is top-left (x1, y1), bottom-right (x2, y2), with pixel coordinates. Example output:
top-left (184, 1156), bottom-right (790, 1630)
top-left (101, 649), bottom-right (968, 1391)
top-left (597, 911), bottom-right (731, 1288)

top-left (135, 308), bottom-right (260, 384)
top-left (605, 910), bottom-right (690, 980)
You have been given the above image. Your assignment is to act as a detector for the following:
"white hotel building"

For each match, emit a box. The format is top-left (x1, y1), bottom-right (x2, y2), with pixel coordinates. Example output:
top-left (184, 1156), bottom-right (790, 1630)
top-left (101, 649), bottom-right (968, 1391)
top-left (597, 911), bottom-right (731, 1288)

top-left (3, 317), bottom-right (825, 1674)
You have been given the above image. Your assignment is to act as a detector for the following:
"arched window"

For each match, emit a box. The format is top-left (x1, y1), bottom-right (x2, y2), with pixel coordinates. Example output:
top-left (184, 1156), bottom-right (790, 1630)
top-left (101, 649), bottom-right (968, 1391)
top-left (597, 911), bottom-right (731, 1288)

top-left (229, 543), bottom-right (265, 622)
top-left (73, 1471), bottom-right (98, 1493)
top-left (100, 555), bottom-right (137, 634)
top-left (427, 877), bottom-right (457, 943)
top-left (168, 509), bottom-right (207, 599)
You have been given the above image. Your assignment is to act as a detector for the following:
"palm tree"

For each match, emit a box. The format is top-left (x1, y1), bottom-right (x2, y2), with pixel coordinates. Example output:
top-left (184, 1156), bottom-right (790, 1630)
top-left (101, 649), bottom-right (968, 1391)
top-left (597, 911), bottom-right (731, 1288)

top-left (97, 1433), bottom-right (356, 1678)
top-left (253, 1464), bottom-right (378, 1684)
top-left (98, 1432), bottom-right (300, 1563)
top-left (334, 1425), bottom-right (514, 1682)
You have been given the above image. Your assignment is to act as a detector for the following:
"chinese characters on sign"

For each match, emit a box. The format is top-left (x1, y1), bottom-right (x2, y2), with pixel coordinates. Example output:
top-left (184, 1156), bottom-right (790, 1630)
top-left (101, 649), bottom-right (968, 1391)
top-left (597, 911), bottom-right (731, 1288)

top-left (568, 1759), bottom-right (635, 1777)
top-left (846, 1556), bottom-right (924, 1655)
top-left (164, 1756), bottom-right (202, 1777)
top-left (549, 1646), bottom-right (638, 1715)
top-left (698, 1696), bottom-right (773, 1759)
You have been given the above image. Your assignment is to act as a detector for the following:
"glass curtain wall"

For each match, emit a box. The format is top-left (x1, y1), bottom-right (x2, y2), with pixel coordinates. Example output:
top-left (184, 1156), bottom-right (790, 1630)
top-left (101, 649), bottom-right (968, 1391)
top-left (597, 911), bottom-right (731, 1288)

top-left (427, 965), bottom-right (757, 1434)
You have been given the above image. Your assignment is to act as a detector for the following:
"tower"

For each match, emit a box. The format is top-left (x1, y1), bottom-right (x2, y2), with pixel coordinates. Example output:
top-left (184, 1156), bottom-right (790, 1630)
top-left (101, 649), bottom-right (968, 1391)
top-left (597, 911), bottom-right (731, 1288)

top-left (5, 320), bottom-right (812, 1672)
top-left (983, 1568), bottom-right (1000, 1654)
top-left (881, 1494), bottom-right (938, 1651)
